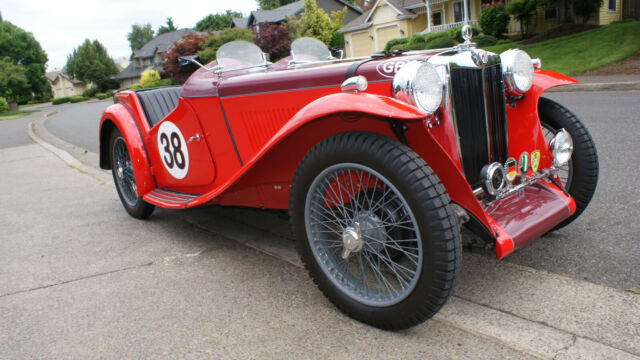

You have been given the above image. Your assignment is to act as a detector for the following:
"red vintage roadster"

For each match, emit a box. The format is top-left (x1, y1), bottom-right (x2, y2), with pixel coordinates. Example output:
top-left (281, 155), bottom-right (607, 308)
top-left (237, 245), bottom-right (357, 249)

top-left (99, 31), bottom-right (598, 329)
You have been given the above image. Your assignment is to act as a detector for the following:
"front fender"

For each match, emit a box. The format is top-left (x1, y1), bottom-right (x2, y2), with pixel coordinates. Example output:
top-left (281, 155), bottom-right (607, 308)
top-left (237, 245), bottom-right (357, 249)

top-left (99, 103), bottom-right (155, 196)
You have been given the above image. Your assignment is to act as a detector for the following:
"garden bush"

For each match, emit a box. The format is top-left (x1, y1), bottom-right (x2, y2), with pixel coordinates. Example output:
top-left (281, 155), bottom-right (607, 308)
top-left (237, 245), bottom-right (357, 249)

top-left (82, 86), bottom-right (100, 98)
top-left (52, 97), bottom-right (70, 105)
top-left (126, 83), bottom-right (143, 90)
top-left (479, 4), bottom-right (510, 38)
top-left (427, 36), bottom-right (456, 49)
top-left (385, 37), bottom-right (409, 51)
top-left (0, 97), bottom-right (8, 113)
top-left (95, 93), bottom-right (108, 100)
top-left (472, 34), bottom-right (498, 46)
top-left (70, 95), bottom-right (85, 103)
top-left (448, 25), bottom-right (480, 42)
top-left (140, 70), bottom-right (161, 88)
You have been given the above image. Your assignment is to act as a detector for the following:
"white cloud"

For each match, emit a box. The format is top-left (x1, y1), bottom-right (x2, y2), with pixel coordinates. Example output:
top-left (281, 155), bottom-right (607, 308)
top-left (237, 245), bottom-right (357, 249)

top-left (2, 0), bottom-right (257, 70)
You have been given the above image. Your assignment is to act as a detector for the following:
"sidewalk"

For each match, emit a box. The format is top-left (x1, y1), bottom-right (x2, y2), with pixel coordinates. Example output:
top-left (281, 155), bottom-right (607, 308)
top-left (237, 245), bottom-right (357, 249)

top-left (550, 74), bottom-right (640, 92)
top-left (10, 112), bottom-right (639, 359)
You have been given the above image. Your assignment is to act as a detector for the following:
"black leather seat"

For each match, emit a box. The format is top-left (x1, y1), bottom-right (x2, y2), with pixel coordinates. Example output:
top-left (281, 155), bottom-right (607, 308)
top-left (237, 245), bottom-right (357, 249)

top-left (136, 86), bottom-right (183, 126)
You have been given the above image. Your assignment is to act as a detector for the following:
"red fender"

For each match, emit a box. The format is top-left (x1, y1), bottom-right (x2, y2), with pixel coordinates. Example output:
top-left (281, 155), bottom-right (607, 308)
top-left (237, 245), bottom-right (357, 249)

top-left (187, 92), bottom-right (427, 207)
top-left (99, 103), bottom-right (155, 196)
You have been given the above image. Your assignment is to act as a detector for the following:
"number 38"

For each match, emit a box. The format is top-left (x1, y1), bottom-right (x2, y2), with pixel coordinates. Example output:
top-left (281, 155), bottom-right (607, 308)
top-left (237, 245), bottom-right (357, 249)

top-left (160, 132), bottom-right (185, 170)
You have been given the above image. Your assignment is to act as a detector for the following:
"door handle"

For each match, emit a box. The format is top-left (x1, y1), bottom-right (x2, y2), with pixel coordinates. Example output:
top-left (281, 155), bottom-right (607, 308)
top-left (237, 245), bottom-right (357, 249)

top-left (187, 133), bottom-right (201, 144)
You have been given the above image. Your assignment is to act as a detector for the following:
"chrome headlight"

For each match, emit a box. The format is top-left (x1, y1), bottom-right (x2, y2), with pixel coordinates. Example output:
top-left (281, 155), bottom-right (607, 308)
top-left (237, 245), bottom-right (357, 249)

top-left (500, 49), bottom-right (534, 95)
top-left (549, 129), bottom-right (573, 166)
top-left (392, 61), bottom-right (443, 114)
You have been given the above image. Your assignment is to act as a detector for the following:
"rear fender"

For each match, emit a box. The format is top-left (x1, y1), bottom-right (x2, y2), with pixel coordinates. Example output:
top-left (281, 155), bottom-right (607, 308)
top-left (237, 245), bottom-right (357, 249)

top-left (99, 103), bottom-right (155, 196)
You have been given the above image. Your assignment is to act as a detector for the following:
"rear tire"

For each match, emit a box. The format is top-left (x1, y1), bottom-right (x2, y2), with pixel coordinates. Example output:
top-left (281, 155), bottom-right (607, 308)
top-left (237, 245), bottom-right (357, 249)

top-left (109, 129), bottom-right (155, 219)
top-left (539, 97), bottom-right (598, 230)
top-left (290, 131), bottom-right (460, 330)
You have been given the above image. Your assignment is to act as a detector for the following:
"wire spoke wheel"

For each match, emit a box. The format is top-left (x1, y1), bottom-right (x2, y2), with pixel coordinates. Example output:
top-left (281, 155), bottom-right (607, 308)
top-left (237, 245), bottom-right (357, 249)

top-left (305, 164), bottom-right (422, 307)
top-left (112, 136), bottom-right (138, 207)
top-left (109, 129), bottom-right (154, 219)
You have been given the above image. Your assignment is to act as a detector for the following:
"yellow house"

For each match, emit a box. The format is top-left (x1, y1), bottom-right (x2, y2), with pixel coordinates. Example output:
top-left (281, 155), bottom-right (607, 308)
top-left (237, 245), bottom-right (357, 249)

top-left (340, 0), bottom-right (626, 58)
top-left (45, 71), bottom-right (93, 99)
top-left (340, 0), bottom-right (482, 58)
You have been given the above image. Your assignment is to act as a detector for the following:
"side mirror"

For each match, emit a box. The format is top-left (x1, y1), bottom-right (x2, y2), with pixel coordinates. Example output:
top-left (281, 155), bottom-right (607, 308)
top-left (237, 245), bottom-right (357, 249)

top-left (178, 55), bottom-right (199, 67)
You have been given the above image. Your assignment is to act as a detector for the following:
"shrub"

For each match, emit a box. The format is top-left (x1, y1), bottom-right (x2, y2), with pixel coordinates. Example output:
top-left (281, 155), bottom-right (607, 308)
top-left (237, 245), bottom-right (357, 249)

top-left (95, 93), bottom-right (108, 100)
top-left (472, 34), bottom-right (498, 46)
top-left (479, 4), bottom-right (510, 38)
top-left (427, 36), bottom-right (455, 49)
top-left (82, 86), bottom-right (99, 97)
top-left (385, 37), bottom-right (409, 51)
top-left (448, 25), bottom-right (480, 42)
top-left (70, 95), bottom-right (85, 103)
top-left (0, 97), bottom-right (8, 113)
top-left (99, 78), bottom-right (120, 92)
top-left (253, 23), bottom-right (291, 62)
top-left (330, 31), bottom-right (344, 49)
top-left (52, 97), bottom-right (70, 105)
top-left (126, 83), bottom-right (143, 90)
top-left (140, 70), bottom-right (161, 88)
top-left (161, 32), bottom-right (212, 84)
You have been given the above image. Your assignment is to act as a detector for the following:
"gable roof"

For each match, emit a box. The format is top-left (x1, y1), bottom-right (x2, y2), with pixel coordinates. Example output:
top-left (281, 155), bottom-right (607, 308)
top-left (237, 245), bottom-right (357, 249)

top-left (340, 0), bottom-right (421, 32)
top-left (248, 0), bottom-right (363, 26)
top-left (132, 29), bottom-right (203, 59)
top-left (231, 17), bottom-right (250, 28)
top-left (45, 71), bottom-right (83, 85)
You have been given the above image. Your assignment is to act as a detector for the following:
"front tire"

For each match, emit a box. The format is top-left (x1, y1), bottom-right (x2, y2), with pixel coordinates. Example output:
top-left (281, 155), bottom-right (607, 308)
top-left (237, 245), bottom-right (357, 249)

top-left (109, 129), bottom-right (155, 219)
top-left (539, 97), bottom-right (598, 230)
top-left (290, 132), bottom-right (461, 330)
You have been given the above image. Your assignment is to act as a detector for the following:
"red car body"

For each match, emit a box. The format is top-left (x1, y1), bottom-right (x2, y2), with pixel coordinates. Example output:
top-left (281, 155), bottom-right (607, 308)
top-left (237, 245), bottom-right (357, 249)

top-left (99, 47), bottom-right (577, 260)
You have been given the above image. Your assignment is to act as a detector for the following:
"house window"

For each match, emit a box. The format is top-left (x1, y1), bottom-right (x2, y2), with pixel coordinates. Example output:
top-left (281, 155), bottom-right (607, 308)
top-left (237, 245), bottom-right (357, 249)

top-left (545, 7), bottom-right (558, 20)
top-left (453, 1), bottom-right (470, 23)
top-left (433, 12), bottom-right (442, 26)
top-left (608, 0), bottom-right (616, 11)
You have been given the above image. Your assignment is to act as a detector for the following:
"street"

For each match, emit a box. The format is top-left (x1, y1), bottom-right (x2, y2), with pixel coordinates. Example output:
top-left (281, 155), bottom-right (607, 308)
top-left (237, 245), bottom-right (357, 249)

top-left (45, 91), bottom-right (640, 290)
top-left (1, 92), bottom-right (638, 359)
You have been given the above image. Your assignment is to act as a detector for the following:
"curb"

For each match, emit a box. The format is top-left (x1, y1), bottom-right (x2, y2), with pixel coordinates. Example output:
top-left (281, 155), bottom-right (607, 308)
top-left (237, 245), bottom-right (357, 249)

top-left (548, 81), bottom-right (640, 92)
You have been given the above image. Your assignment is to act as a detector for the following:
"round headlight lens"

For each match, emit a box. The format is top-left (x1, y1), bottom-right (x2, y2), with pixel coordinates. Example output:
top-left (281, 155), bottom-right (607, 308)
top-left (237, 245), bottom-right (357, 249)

top-left (500, 49), bottom-right (534, 95)
top-left (392, 61), bottom-right (443, 114)
top-left (481, 162), bottom-right (505, 196)
top-left (550, 129), bottom-right (573, 166)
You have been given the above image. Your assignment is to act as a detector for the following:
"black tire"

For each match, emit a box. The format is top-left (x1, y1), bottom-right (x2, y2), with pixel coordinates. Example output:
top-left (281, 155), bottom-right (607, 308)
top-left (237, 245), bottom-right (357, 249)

top-left (290, 131), bottom-right (461, 330)
top-left (538, 97), bottom-right (598, 230)
top-left (109, 129), bottom-right (155, 219)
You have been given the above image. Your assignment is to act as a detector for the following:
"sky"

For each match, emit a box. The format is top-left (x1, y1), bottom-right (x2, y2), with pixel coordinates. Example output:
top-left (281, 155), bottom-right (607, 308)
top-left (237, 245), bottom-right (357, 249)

top-left (1, 0), bottom-right (257, 70)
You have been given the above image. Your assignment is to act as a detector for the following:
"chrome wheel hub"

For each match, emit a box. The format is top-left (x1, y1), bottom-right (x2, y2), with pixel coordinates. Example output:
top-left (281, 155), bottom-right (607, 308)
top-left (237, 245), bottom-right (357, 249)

top-left (341, 223), bottom-right (363, 258)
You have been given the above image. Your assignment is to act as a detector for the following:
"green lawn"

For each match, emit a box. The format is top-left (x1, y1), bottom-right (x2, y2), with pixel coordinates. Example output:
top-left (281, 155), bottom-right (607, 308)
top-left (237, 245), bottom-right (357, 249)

top-left (0, 109), bottom-right (40, 120)
top-left (483, 21), bottom-right (640, 75)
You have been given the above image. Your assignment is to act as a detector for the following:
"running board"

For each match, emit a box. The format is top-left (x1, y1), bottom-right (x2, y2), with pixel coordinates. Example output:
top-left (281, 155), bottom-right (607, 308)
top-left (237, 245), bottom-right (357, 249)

top-left (143, 188), bottom-right (201, 209)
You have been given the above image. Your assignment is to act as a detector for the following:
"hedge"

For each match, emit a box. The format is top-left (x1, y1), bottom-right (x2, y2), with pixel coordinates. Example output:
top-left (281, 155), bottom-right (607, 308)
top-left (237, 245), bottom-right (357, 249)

top-left (52, 97), bottom-right (70, 105)
top-left (96, 93), bottom-right (108, 100)
top-left (472, 34), bottom-right (498, 47)
top-left (0, 97), bottom-right (8, 113)
top-left (70, 95), bottom-right (85, 103)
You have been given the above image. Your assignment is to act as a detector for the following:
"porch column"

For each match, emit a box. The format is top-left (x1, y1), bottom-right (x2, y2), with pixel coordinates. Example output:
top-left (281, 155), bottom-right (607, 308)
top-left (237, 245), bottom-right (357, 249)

top-left (425, 0), bottom-right (432, 33)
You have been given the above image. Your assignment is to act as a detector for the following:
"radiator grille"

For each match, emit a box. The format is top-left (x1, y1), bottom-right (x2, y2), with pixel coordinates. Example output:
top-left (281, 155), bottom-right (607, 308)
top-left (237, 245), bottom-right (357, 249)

top-left (450, 64), bottom-right (508, 187)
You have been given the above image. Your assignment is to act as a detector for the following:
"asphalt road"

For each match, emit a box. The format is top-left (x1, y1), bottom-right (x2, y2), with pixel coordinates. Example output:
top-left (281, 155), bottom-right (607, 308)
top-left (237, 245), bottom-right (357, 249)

top-left (45, 91), bottom-right (640, 290)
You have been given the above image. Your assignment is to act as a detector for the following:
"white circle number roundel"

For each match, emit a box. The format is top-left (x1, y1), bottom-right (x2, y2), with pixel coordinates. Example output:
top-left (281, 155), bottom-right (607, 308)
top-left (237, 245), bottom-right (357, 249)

top-left (157, 121), bottom-right (189, 179)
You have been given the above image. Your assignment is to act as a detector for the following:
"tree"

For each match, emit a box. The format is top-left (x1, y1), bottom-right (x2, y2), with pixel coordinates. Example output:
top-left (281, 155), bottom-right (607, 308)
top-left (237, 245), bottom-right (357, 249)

top-left (572, 0), bottom-right (603, 23)
top-left (288, 0), bottom-right (347, 46)
top-left (195, 10), bottom-right (243, 31)
top-left (197, 28), bottom-right (254, 64)
top-left (157, 17), bottom-right (177, 35)
top-left (0, 57), bottom-right (31, 101)
top-left (127, 24), bottom-right (154, 51)
top-left (0, 20), bottom-right (49, 101)
top-left (162, 32), bottom-right (211, 83)
top-left (65, 39), bottom-right (119, 90)
top-left (507, 0), bottom-right (538, 38)
top-left (479, 4), bottom-right (510, 38)
top-left (257, 0), bottom-right (298, 10)
top-left (253, 23), bottom-right (291, 62)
